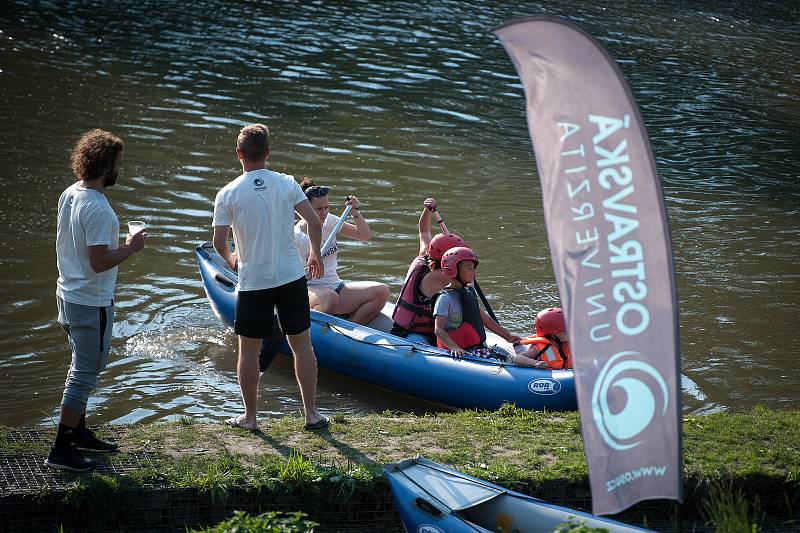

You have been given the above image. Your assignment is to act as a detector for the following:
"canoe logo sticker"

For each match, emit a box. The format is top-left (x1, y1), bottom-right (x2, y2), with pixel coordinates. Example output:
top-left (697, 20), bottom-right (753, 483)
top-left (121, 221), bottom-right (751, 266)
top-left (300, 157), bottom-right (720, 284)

top-left (528, 378), bottom-right (562, 395)
top-left (591, 351), bottom-right (669, 451)
top-left (418, 526), bottom-right (445, 533)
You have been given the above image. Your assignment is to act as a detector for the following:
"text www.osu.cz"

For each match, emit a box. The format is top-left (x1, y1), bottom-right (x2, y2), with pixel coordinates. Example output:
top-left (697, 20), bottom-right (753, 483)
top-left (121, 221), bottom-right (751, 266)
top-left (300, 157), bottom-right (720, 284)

top-left (606, 465), bottom-right (667, 492)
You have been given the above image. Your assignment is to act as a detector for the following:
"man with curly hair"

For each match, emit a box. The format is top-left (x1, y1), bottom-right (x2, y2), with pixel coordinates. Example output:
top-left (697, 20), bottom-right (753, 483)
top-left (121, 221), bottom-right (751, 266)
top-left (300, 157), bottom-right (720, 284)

top-left (47, 129), bottom-right (147, 472)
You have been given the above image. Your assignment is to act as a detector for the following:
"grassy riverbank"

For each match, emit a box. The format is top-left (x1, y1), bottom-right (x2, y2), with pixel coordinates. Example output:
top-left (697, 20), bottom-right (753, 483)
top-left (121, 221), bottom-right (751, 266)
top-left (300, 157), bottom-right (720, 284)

top-left (1, 405), bottom-right (798, 531)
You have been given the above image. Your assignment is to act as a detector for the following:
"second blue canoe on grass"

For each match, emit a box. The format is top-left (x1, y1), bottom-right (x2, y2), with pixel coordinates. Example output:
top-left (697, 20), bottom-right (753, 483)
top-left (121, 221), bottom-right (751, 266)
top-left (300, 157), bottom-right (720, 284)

top-left (196, 242), bottom-right (577, 411)
top-left (385, 456), bottom-right (654, 532)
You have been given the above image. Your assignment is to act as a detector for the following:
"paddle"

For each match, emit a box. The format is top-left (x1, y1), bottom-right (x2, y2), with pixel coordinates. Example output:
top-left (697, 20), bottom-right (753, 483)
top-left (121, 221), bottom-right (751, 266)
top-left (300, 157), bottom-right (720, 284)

top-left (321, 199), bottom-right (352, 253)
top-left (258, 316), bottom-right (284, 373)
top-left (431, 207), bottom-right (449, 234)
top-left (431, 208), bottom-right (501, 325)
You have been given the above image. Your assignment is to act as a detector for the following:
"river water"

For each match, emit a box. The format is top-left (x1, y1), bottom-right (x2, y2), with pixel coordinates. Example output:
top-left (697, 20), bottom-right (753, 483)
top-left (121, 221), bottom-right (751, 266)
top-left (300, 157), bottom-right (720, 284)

top-left (1, 0), bottom-right (797, 427)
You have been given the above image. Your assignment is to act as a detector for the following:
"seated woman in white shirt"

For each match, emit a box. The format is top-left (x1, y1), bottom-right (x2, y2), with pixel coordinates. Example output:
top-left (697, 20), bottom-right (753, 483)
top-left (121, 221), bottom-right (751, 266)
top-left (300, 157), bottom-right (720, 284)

top-left (295, 179), bottom-right (391, 325)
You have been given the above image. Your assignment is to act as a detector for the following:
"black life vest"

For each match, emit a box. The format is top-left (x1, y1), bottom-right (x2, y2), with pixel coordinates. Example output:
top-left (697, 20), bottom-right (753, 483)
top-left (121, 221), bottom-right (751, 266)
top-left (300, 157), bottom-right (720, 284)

top-left (433, 286), bottom-right (486, 350)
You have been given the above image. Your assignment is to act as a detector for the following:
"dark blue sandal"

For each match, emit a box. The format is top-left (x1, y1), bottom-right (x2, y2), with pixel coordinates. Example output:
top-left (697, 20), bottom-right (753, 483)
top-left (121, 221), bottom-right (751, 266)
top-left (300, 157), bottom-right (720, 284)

top-left (303, 416), bottom-right (330, 430)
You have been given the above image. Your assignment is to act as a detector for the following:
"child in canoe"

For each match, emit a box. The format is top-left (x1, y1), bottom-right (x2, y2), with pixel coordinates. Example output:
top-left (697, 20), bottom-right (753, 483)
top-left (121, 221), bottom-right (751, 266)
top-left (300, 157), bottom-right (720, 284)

top-left (514, 307), bottom-right (572, 370)
top-left (432, 246), bottom-right (544, 368)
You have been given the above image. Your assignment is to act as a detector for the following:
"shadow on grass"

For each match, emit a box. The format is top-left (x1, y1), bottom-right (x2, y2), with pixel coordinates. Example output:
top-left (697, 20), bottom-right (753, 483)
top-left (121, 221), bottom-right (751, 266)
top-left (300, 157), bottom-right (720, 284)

top-left (249, 419), bottom-right (384, 474)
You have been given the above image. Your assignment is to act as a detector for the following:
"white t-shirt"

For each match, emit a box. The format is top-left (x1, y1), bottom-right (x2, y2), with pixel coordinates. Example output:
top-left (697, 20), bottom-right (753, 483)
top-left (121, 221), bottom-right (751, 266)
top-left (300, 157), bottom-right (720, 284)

top-left (295, 213), bottom-right (341, 289)
top-left (213, 168), bottom-right (307, 291)
top-left (55, 182), bottom-right (120, 307)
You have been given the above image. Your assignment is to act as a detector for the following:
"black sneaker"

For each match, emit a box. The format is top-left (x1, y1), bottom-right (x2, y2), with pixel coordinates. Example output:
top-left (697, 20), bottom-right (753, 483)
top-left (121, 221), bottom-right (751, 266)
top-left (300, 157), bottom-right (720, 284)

top-left (75, 427), bottom-right (118, 453)
top-left (45, 445), bottom-right (94, 472)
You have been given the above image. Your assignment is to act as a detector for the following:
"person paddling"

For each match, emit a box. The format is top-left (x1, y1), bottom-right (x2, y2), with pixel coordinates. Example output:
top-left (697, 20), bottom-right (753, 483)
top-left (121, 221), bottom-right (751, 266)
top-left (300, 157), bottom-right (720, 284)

top-left (294, 179), bottom-right (390, 325)
top-left (391, 198), bottom-right (467, 345)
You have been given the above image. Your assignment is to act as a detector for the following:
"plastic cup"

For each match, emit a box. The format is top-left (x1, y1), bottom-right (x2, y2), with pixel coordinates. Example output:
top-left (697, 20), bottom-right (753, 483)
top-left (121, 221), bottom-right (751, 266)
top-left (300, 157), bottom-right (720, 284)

top-left (128, 221), bottom-right (146, 235)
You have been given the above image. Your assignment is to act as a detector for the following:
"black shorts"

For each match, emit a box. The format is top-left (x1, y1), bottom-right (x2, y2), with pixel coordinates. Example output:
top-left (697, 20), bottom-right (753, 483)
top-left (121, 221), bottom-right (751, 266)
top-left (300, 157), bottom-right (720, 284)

top-left (234, 276), bottom-right (310, 337)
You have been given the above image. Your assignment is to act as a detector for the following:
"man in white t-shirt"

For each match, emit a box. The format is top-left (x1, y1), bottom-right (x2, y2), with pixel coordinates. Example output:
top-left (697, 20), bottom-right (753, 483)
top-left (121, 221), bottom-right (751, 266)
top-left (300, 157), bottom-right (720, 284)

top-left (213, 123), bottom-right (329, 432)
top-left (47, 129), bottom-right (147, 472)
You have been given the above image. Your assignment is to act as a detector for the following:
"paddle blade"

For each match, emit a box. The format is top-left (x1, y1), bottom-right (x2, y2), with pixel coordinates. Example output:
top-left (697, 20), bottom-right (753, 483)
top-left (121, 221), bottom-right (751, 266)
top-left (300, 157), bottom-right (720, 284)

top-left (494, 16), bottom-right (682, 515)
top-left (259, 315), bottom-right (286, 373)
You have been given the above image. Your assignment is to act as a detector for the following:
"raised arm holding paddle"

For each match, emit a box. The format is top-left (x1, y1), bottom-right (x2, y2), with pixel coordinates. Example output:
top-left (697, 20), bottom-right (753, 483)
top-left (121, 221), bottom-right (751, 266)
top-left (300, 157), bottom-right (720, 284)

top-left (430, 206), bottom-right (501, 325)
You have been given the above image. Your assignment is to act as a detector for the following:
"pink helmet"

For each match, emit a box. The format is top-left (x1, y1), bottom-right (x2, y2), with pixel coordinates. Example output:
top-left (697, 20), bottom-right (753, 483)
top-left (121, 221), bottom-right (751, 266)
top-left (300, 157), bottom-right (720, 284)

top-left (428, 233), bottom-right (466, 261)
top-left (440, 247), bottom-right (479, 279)
top-left (535, 307), bottom-right (565, 336)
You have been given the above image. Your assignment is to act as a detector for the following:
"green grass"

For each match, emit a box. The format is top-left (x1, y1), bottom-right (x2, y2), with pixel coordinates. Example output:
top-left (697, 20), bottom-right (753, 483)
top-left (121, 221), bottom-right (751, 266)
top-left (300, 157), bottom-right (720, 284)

top-left (552, 518), bottom-right (610, 533)
top-left (61, 472), bottom-right (130, 511)
top-left (702, 482), bottom-right (762, 533)
top-left (684, 406), bottom-right (798, 474)
top-left (1, 405), bottom-right (798, 525)
top-left (131, 452), bottom-right (248, 504)
top-left (279, 450), bottom-right (321, 484)
top-left (129, 446), bottom-right (379, 503)
top-left (190, 510), bottom-right (318, 532)
top-left (0, 426), bottom-right (51, 455)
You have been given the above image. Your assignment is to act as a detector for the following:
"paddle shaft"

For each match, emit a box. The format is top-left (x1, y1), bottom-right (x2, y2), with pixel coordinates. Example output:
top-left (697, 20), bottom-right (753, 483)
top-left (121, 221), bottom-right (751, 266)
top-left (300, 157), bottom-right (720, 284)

top-left (432, 209), bottom-right (449, 234)
top-left (321, 203), bottom-right (352, 252)
top-left (432, 208), bottom-right (500, 325)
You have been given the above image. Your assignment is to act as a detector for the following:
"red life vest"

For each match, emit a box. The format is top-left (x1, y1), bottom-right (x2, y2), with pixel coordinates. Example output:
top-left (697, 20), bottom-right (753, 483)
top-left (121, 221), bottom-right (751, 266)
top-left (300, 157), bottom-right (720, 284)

top-left (517, 335), bottom-right (572, 369)
top-left (392, 256), bottom-right (435, 335)
top-left (434, 287), bottom-right (486, 350)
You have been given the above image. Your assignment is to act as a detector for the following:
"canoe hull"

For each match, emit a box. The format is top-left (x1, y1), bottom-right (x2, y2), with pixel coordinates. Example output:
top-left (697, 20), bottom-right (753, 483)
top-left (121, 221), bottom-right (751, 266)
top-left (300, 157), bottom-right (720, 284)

top-left (196, 243), bottom-right (577, 411)
top-left (385, 457), bottom-right (653, 533)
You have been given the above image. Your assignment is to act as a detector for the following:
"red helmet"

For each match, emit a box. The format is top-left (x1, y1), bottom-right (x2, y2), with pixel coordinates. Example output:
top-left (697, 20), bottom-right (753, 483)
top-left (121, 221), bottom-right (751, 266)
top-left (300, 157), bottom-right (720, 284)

top-left (535, 307), bottom-right (565, 336)
top-left (441, 247), bottom-right (479, 279)
top-left (428, 233), bottom-right (466, 261)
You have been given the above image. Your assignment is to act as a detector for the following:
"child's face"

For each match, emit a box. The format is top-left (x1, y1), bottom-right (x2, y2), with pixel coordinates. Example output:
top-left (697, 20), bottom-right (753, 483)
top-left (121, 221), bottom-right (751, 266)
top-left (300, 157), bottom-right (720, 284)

top-left (457, 260), bottom-right (476, 283)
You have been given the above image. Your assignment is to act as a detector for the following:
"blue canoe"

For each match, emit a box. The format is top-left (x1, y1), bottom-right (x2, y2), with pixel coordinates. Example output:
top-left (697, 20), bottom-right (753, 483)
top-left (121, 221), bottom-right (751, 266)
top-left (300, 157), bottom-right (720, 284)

top-left (196, 242), bottom-right (577, 411)
top-left (385, 457), bottom-right (653, 533)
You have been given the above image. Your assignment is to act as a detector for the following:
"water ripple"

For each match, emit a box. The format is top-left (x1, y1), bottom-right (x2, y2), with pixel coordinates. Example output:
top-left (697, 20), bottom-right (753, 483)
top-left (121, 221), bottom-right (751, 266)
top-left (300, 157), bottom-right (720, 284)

top-left (0, 0), bottom-right (798, 425)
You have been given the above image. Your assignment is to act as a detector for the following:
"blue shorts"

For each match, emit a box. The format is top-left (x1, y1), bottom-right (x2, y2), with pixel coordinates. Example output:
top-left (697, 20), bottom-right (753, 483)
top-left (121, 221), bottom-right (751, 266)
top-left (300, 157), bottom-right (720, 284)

top-left (56, 296), bottom-right (114, 413)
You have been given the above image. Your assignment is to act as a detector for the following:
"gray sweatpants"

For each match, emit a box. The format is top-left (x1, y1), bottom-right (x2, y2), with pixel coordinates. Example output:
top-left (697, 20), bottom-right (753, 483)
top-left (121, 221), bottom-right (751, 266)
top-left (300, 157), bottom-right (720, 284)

top-left (56, 296), bottom-right (114, 413)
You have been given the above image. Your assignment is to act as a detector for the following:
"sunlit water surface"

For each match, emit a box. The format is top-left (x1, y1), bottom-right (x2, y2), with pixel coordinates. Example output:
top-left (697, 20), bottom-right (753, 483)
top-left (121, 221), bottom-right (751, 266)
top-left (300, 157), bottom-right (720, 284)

top-left (0, 0), bottom-right (798, 426)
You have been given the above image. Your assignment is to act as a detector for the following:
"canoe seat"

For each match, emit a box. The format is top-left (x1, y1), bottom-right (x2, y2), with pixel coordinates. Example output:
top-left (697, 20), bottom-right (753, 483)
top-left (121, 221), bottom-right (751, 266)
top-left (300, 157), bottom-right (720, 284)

top-left (366, 302), bottom-right (397, 334)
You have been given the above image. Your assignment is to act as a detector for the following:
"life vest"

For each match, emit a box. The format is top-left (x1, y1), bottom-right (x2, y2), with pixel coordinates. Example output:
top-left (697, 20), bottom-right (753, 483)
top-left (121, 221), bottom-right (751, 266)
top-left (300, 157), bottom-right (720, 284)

top-left (434, 286), bottom-right (486, 350)
top-left (392, 256), bottom-right (434, 335)
top-left (517, 335), bottom-right (572, 369)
